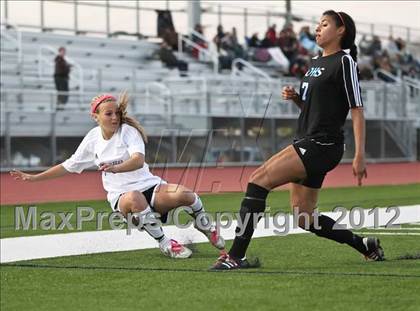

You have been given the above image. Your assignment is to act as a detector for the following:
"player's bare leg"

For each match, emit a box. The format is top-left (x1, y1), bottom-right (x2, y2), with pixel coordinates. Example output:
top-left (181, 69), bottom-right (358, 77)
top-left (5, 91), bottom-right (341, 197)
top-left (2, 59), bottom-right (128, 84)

top-left (154, 184), bottom-right (225, 251)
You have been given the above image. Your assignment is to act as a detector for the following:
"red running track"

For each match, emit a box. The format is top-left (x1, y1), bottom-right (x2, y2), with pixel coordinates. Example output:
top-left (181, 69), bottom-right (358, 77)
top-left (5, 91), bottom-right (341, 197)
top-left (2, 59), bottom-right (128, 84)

top-left (1, 162), bottom-right (419, 205)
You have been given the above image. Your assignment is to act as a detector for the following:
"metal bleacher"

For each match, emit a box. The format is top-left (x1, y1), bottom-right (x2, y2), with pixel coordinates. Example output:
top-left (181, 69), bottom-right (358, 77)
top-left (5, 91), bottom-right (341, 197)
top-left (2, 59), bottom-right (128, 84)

top-left (1, 23), bottom-right (419, 167)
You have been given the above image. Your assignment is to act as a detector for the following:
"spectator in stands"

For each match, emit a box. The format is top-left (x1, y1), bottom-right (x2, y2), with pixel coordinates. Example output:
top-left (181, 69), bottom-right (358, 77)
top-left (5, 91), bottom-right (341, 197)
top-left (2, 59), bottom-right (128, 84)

top-left (231, 27), bottom-right (239, 46)
top-left (358, 35), bottom-right (371, 56)
top-left (265, 24), bottom-right (277, 46)
top-left (289, 55), bottom-right (309, 78)
top-left (162, 28), bottom-right (179, 50)
top-left (374, 50), bottom-right (397, 82)
top-left (278, 26), bottom-right (299, 67)
top-left (299, 26), bottom-right (317, 54)
top-left (369, 35), bottom-right (382, 56)
top-left (213, 25), bottom-right (226, 52)
top-left (192, 23), bottom-right (205, 45)
top-left (386, 35), bottom-right (399, 58)
top-left (54, 47), bottom-right (71, 109)
top-left (260, 32), bottom-right (273, 48)
top-left (248, 33), bottom-right (261, 48)
top-left (159, 41), bottom-right (188, 76)
top-left (220, 28), bottom-right (246, 60)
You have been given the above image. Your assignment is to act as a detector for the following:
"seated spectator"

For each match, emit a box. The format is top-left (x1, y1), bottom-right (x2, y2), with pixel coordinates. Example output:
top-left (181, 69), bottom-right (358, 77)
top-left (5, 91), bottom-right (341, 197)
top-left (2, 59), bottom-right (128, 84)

top-left (265, 24), bottom-right (277, 47)
top-left (358, 35), bottom-right (371, 55)
top-left (358, 55), bottom-right (375, 80)
top-left (260, 32), bottom-right (273, 48)
top-left (247, 33), bottom-right (261, 48)
top-left (374, 50), bottom-right (397, 82)
top-left (159, 41), bottom-right (188, 76)
top-left (290, 56), bottom-right (309, 78)
top-left (299, 26), bottom-right (317, 54)
top-left (192, 23), bottom-right (205, 44)
top-left (278, 26), bottom-right (299, 64)
top-left (220, 29), bottom-right (246, 59)
top-left (386, 35), bottom-right (399, 58)
top-left (369, 35), bottom-right (382, 56)
top-left (395, 37), bottom-right (406, 52)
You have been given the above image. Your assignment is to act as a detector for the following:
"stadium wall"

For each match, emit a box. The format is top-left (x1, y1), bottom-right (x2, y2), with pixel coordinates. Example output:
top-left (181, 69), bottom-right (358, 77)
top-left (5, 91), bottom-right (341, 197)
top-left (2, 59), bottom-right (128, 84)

top-left (1, 162), bottom-right (419, 205)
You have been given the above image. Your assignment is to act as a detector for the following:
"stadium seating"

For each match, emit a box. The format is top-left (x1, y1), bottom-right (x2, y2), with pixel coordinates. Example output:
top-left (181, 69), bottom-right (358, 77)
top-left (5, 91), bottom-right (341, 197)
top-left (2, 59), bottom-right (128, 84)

top-left (1, 27), bottom-right (419, 165)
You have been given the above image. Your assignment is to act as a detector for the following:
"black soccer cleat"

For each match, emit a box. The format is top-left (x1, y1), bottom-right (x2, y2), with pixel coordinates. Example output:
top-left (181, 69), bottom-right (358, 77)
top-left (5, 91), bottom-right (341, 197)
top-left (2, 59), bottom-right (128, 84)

top-left (362, 237), bottom-right (385, 261)
top-left (209, 251), bottom-right (261, 271)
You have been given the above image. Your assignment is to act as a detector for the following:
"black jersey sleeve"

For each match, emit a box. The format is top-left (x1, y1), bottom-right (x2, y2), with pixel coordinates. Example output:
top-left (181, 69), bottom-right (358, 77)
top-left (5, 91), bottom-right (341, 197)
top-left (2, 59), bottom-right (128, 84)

top-left (340, 54), bottom-right (363, 108)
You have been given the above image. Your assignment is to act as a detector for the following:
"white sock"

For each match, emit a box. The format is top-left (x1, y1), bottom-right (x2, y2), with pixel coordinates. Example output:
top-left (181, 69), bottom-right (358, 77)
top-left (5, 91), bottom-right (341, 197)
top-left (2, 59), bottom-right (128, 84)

top-left (189, 194), bottom-right (214, 231)
top-left (190, 193), bottom-right (204, 214)
top-left (137, 206), bottom-right (169, 245)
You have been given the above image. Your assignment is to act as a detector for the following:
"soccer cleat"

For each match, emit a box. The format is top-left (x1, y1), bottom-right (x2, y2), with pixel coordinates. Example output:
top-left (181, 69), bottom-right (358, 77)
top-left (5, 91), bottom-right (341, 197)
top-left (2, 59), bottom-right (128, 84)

top-left (209, 252), bottom-right (261, 271)
top-left (160, 239), bottom-right (192, 259)
top-left (362, 237), bottom-right (385, 261)
top-left (194, 224), bottom-right (225, 250)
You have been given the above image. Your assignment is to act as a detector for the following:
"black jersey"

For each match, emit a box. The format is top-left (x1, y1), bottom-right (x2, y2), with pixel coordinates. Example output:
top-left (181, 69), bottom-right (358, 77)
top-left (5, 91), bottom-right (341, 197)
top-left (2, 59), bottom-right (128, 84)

top-left (296, 50), bottom-right (363, 143)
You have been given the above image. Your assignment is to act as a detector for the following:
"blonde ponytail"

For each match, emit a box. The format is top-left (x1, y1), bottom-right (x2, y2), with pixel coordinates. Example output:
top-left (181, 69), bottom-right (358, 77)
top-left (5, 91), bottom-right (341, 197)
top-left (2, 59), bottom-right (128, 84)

top-left (118, 91), bottom-right (148, 143)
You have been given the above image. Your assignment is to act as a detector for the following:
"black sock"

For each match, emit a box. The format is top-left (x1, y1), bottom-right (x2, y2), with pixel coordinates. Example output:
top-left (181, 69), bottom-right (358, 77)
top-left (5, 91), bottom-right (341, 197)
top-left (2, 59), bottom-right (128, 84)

top-left (229, 183), bottom-right (269, 259)
top-left (309, 215), bottom-right (366, 254)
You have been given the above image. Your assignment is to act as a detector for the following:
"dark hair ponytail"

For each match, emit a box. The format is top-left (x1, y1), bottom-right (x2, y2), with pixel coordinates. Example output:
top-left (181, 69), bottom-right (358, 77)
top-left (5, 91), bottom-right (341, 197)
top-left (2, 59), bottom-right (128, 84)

top-left (349, 44), bottom-right (358, 62)
top-left (323, 10), bottom-right (358, 62)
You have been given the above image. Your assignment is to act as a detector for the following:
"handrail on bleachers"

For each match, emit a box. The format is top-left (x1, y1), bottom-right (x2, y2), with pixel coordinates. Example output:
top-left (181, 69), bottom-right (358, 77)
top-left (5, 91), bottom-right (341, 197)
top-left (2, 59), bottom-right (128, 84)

top-left (231, 58), bottom-right (272, 83)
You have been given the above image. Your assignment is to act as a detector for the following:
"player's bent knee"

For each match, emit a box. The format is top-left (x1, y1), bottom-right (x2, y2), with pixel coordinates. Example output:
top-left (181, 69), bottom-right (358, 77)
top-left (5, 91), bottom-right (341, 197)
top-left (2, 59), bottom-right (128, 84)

top-left (183, 192), bottom-right (196, 206)
top-left (122, 191), bottom-right (147, 212)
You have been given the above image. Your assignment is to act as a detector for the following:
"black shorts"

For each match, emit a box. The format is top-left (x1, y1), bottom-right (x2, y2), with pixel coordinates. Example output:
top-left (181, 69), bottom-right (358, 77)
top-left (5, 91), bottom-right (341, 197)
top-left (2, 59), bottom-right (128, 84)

top-left (292, 137), bottom-right (344, 189)
top-left (114, 184), bottom-right (169, 223)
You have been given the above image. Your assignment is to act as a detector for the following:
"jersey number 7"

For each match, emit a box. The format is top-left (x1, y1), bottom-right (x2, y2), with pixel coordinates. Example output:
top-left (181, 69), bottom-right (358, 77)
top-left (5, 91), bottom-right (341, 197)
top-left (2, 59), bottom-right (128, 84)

top-left (301, 82), bottom-right (309, 101)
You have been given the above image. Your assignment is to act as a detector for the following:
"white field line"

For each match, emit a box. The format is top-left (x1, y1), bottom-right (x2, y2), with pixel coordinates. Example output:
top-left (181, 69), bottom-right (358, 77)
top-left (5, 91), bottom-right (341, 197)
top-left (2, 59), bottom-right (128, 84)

top-left (353, 232), bottom-right (420, 236)
top-left (365, 227), bottom-right (420, 231)
top-left (1, 205), bottom-right (419, 263)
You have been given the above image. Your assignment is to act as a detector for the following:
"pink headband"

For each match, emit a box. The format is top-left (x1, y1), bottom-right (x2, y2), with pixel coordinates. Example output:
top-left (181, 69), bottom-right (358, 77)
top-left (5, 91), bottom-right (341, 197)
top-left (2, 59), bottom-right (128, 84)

top-left (91, 94), bottom-right (116, 114)
top-left (336, 12), bottom-right (345, 26)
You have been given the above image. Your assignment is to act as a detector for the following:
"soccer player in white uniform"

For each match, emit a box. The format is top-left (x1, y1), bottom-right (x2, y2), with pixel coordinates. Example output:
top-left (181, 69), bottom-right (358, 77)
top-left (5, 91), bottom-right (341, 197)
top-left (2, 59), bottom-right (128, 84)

top-left (11, 93), bottom-right (225, 259)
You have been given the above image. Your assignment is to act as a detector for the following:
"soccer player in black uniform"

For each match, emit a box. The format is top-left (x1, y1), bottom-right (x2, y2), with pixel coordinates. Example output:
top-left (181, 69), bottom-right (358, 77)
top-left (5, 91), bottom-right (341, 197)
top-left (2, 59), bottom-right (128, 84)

top-left (211, 10), bottom-right (384, 270)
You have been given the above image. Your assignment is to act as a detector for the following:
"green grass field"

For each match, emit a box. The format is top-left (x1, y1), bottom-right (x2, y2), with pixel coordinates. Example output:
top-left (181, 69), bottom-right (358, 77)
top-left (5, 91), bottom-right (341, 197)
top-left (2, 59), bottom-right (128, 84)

top-left (1, 184), bottom-right (420, 311)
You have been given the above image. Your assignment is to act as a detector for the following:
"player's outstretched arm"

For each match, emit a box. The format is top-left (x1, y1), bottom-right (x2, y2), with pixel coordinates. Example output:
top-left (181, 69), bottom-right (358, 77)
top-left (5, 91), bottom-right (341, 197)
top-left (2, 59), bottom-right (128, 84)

top-left (10, 164), bottom-right (69, 182)
top-left (351, 107), bottom-right (367, 186)
top-left (282, 86), bottom-right (304, 110)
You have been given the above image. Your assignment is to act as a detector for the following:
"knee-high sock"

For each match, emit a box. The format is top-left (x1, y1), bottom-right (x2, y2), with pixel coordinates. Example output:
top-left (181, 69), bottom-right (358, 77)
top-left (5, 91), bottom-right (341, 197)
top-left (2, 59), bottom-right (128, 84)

top-left (136, 206), bottom-right (169, 246)
top-left (309, 215), bottom-right (366, 254)
top-left (229, 183), bottom-right (269, 259)
top-left (187, 193), bottom-right (213, 231)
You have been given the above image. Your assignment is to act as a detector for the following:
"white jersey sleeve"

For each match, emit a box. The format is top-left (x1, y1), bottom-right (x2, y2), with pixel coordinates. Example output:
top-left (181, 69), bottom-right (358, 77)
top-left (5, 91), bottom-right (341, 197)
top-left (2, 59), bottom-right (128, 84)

top-left (121, 124), bottom-right (145, 156)
top-left (62, 129), bottom-right (96, 173)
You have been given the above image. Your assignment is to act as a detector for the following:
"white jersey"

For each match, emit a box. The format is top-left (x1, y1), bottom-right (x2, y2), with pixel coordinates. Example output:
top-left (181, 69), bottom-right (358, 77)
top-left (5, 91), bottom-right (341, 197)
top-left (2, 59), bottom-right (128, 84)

top-left (62, 124), bottom-right (164, 209)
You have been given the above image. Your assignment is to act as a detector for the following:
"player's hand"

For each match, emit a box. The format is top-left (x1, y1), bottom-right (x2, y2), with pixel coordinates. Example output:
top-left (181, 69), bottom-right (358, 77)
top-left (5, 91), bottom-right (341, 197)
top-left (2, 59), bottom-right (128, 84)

top-left (10, 169), bottom-right (37, 181)
top-left (282, 86), bottom-right (298, 100)
top-left (352, 155), bottom-right (367, 186)
top-left (98, 163), bottom-right (118, 173)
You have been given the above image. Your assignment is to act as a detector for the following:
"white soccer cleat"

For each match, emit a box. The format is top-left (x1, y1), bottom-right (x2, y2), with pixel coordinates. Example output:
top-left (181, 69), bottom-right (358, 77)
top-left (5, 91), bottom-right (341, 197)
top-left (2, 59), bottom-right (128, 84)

top-left (159, 239), bottom-right (192, 259)
top-left (195, 225), bottom-right (225, 250)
